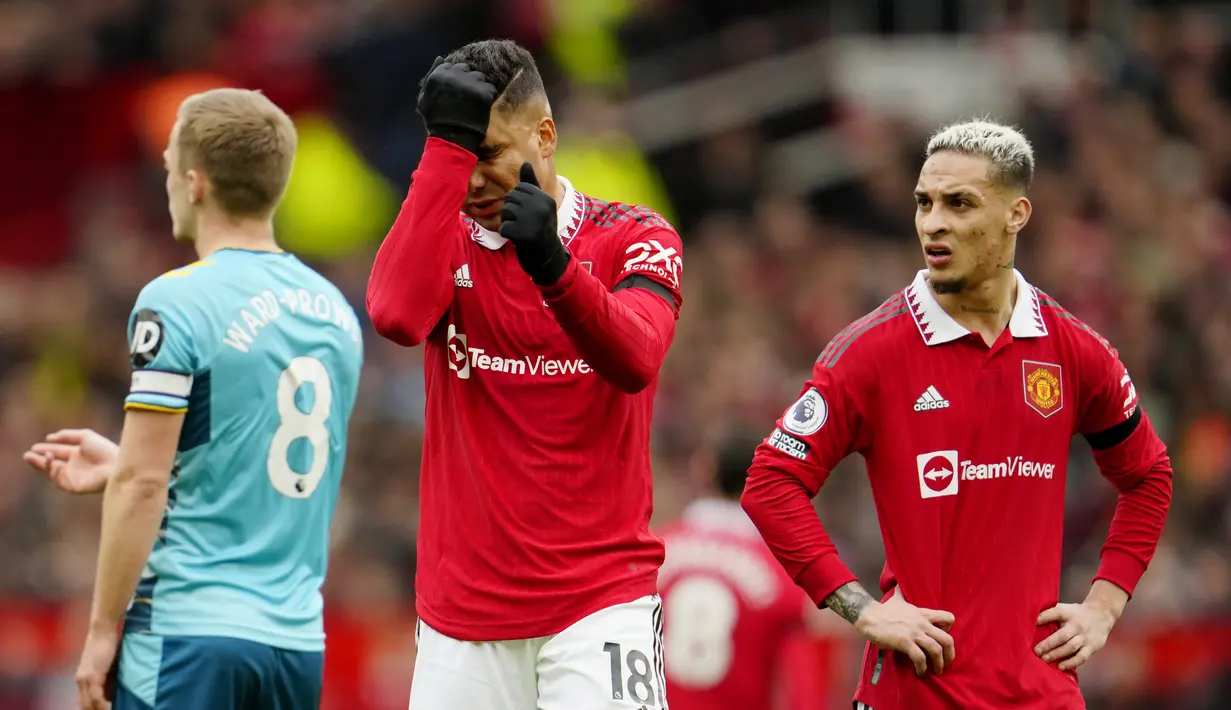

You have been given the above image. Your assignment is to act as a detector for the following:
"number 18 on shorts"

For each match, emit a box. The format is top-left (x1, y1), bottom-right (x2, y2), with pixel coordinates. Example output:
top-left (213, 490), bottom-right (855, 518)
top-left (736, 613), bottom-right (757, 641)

top-left (409, 595), bottom-right (667, 710)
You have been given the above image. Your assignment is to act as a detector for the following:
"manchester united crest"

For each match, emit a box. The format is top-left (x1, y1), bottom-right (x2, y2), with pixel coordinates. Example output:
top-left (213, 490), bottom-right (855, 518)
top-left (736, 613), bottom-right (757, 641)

top-left (1023, 360), bottom-right (1063, 418)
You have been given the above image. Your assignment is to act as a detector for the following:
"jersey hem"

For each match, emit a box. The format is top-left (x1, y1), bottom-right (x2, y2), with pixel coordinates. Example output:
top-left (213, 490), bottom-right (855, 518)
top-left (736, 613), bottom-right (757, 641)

top-left (416, 576), bottom-right (657, 642)
top-left (142, 622), bottom-right (324, 652)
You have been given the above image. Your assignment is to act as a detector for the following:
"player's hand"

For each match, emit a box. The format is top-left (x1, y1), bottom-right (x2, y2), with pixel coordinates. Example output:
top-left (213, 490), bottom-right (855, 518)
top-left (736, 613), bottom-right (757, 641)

top-left (854, 586), bottom-right (956, 677)
top-left (416, 56), bottom-right (498, 155)
top-left (76, 626), bottom-right (118, 710)
top-left (500, 162), bottom-right (569, 286)
top-left (23, 429), bottom-right (119, 495)
top-left (1034, 600), bottom-right (1117, 671)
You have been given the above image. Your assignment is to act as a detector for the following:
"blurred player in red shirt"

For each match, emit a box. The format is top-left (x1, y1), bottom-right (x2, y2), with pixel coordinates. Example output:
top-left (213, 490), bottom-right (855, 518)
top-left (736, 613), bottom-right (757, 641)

top-left (366, 40), bottom-right (682, 710)
top-left (741, 120), bottom-right (1173, 709)
top-left (658, 432), bottom-right (827, 710)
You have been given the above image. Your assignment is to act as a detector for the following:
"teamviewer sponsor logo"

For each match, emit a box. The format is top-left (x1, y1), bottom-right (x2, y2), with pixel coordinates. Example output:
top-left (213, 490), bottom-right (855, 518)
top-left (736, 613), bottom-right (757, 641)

top-left (447, 325), bottom-right (470, 379)
top-left (961, 456), bottom-right (1055, 481)
top-left (917, 449), bottom-right (1058, 499)
top-left (917, 450), bottom-right (959, 499)
top-left (446, 325), bottom-right (591, 380)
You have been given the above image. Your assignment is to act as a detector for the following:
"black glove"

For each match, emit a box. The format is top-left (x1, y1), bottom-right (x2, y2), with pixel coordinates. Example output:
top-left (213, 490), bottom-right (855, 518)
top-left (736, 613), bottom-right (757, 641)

top-left (416, 56), bottom-right (498, 155)
top-left (500, 163), bottom-right (570, 286)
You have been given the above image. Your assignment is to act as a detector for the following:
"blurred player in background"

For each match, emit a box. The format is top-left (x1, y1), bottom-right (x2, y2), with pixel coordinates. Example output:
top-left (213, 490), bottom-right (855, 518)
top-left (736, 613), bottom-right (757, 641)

top-left (366, 40), bottom-right (683, 710)
top-left (658, 431), bottom-right (827, 710)
top-left (23, 89), bottom-right (364, 710)
top-left (741, 120), bottom-right (1173, 709)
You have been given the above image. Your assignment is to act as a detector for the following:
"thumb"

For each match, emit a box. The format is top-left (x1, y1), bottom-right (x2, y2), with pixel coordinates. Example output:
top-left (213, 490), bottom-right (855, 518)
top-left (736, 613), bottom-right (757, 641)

top-left (519, 162), bottom-right (540, 188)
top-left (1037, 605), bottom-right (1066, 625)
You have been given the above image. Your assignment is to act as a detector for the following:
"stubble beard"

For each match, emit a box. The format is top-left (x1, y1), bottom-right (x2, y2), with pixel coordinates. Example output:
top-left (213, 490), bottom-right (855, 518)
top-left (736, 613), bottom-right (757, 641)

top-left (929, 276), bottom-right (967, 295)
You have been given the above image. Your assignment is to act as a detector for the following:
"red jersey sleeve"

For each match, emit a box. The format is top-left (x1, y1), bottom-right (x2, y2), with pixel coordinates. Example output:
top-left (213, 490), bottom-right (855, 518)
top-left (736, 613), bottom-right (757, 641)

top-left (742, 350), bottom-right (874, 606)
top-left (1076, 334), bottom-right (1141, 442)
top-left (610, 213), bottom-right (684, 312)
top-left (366, 138), bottom-right (471, 346)
top-left (540, 212), bottom-right (682, 393)
top-left (1075, 331), bottom-right (1173, 596)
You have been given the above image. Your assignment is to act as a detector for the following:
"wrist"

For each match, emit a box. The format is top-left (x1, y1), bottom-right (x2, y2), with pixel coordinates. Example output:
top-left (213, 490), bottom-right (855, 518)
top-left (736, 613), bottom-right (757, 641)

top-left (427, 125), bottom-right (484, 155)
top-left (1084, 579), bottom-right (1128, 622)
top-left (852, 600), bottom-right (881, 634)
top-left (516, 238), bottom-right (569, 287)
top-left (531, 247), bottom-right (570, 287)
top-left (87, 617), bottom-right (120, 638)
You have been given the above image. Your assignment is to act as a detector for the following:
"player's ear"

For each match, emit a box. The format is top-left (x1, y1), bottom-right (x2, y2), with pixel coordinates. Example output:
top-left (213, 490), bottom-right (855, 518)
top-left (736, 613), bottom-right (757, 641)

top-left (1006, 195), bottom-right (1031, 235)
top-left (186, 169), bottom-right (207, 205)
top-left (536, 116), bottom-right (557, 159)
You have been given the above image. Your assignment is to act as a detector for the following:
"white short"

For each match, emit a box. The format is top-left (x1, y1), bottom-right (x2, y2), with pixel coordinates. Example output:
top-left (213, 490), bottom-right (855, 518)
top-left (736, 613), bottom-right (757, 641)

top-left (409, 594), bottom-right (667, 710)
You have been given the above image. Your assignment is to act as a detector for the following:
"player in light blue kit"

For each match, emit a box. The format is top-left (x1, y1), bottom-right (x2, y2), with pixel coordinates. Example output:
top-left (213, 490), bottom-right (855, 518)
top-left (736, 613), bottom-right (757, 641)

top-left (21, 88), bottom-right (362, 710)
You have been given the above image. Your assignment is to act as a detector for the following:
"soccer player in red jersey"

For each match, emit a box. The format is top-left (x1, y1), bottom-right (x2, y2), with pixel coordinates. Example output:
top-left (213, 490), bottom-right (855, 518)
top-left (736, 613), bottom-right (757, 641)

top-left (741, 120), bottom-right (1173, 709)
top-left (366, 40), bottom-right (682, 709)
top-left (658, 432), bottom-right (824, 710)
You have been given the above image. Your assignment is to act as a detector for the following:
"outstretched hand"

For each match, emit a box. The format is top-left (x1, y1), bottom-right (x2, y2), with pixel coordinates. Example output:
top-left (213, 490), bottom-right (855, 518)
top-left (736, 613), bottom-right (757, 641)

top-left (23, 429), bottom-right (119, 494)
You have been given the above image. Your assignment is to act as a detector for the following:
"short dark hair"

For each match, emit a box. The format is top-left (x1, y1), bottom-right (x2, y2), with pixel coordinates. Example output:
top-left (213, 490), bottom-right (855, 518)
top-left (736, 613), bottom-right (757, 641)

top-left (444, 39), bottom-right (546, 113)
top-left (714, 431), bottom-right (765, 498)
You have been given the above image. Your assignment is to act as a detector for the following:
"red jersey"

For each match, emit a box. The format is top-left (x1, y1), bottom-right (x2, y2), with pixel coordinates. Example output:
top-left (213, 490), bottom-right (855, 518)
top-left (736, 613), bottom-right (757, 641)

top-left (367, 139), bottom-right (684, 641)
top-left (742, 270), bottom-right (1173, 709)
top-left (658, 499), bottom-right (813, 710)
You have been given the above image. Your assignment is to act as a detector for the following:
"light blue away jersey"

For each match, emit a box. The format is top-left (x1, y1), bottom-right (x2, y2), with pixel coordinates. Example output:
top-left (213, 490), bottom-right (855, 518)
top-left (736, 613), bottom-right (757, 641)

top-left (122, 248), bottom-right (363, 651)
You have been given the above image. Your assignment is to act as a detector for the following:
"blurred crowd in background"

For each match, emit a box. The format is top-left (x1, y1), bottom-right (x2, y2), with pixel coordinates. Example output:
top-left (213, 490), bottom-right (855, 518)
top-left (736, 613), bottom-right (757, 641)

top-left (1, 0), bottom-right (1229, 708)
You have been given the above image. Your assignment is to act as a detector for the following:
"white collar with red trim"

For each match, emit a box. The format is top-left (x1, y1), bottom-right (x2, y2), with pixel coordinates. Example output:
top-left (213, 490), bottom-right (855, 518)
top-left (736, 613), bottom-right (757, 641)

top-left (469, 175), bottom-right (586, 251)
top-left (905, 269), bottom-right (1048, 345)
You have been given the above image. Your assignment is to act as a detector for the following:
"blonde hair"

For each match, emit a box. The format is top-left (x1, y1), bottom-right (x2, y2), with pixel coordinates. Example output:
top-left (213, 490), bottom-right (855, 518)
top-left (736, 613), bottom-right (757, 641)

top-left (925, 119), bottom-right (1035, 193)
top-left (176, 88), bottom-right (297, 217)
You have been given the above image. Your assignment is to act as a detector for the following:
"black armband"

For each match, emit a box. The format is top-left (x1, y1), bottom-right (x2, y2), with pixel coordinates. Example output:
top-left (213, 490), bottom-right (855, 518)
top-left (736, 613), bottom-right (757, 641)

top-left (612, 274), bottom-right (675, 310)
top-left (1084, 406), bottom-right (1143, 451)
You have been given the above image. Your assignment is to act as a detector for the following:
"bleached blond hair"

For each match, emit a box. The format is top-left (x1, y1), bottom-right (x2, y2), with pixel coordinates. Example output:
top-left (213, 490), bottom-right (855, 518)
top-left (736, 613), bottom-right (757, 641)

top-left (925, 119), bottom-right (1035, 193)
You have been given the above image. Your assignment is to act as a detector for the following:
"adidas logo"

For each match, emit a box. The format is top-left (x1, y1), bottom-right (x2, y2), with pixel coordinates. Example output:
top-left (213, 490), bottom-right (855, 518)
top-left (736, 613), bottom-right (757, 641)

top-left (454, 264), bottom-right (474, 288)
top-left (914, 385), bottom-right (950, 411)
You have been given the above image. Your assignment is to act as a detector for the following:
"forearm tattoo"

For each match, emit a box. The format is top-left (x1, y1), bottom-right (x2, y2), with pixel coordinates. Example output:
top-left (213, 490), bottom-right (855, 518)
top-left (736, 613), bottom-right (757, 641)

top-left (824, 582), bottom-right (875, 624)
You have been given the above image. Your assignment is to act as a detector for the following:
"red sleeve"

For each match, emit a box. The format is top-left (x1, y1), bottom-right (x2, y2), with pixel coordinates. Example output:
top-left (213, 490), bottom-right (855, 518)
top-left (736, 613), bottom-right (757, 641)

top-left (539, 222), bottom-right (683, 394)
top-left (540, 255), bottom-right (677, 393)
top-left (611, 222), bottom-right (684, 310)
top-left (741, 355), bottom-right (872, 606)
top-left (1077, 337), bottom-right (1173, 597)
top-left (365, 138), bottom-right (472, 346)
